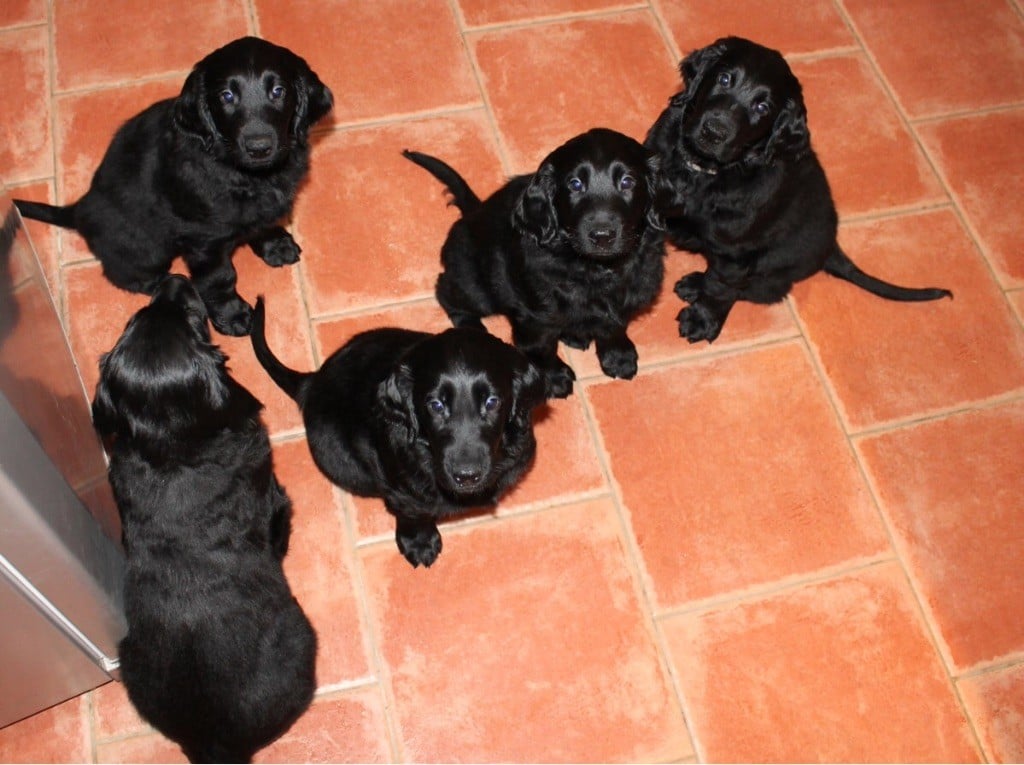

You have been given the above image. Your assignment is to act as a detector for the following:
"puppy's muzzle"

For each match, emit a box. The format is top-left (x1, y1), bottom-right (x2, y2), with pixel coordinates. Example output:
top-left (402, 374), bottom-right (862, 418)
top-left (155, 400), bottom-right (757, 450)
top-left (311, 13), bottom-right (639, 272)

top-left (443, 448), bottom-right (493, 493)
top-left (239, 129), bottom-right (280, 163)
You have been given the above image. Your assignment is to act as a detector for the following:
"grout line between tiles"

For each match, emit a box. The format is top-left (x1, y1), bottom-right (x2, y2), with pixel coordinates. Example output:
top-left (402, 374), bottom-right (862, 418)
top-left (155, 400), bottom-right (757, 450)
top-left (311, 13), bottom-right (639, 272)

top-left (457, 4), bottom-right (648, 36)
top-left (645, 0), bottom-right (683, 64)
top-left (909, 100), bottom-right (1024, 126)
top-left (955, 653), bottom-right (1024, 682)
top-left (846, 391), bottom-right (1024, 441)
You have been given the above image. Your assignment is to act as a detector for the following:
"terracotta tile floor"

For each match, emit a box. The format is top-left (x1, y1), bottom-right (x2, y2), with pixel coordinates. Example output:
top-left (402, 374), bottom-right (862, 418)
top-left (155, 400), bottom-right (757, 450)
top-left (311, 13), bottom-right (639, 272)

top-left (1, 0), bottom-right (1023, 761)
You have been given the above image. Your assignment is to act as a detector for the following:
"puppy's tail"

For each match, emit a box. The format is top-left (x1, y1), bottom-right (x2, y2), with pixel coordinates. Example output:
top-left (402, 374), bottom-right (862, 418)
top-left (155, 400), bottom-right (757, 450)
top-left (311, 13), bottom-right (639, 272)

top-left (13, 199), bottom-right (77, 229)
top-left (401, 149), bottom-right (482, 215)
top-left (250, 297), bottom-right (313, 405)
top-left (824, 246), bottom-right (952, 302)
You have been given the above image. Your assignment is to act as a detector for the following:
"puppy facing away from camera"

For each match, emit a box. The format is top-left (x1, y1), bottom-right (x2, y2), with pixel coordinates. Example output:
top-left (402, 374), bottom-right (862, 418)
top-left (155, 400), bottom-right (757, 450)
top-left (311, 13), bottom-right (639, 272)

top-left (645, 36), bottom-right (951, 344)
top-left (403, 127), bottom-right (670, 399)
top-left (16, 36), bottom-right (333, 337)
top-left (250, 298), bottom-right (546, 568)
top-left (92, 276), bottom-right (316, 763)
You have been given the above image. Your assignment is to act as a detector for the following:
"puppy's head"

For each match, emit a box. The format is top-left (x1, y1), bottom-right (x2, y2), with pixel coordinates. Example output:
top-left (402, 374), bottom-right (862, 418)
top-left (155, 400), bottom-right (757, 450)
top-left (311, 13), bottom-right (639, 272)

top-left (92, 275), bottom-right (233, 447)
top-left (174, 36), bottom-right (334, 169)
top-left (661, 36), bottom-right (810, 169)
top-left (377, 328), bottom-right (544, 498)
top-left (513, 128), bottom-right (667, 259)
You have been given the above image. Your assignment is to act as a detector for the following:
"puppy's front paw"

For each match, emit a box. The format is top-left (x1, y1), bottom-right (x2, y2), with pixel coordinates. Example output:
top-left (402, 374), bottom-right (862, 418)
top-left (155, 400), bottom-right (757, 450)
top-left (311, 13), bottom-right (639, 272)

top-left (674, 272), bottom-right (706, 303)
top-left (597, 339), bottom-right (638, 380)
top-left (396, 521), bottom-right (443, 568)
top-left (560, 330), bottom-right (591, 351)
top-left (544, 360), bottom-right (576, 399)
top-left (254, 232), bottom-right (301, 267)
top-left (210, 298), bottom-right (254, 336)
top-left (677, 303), bottom-right (723, 344)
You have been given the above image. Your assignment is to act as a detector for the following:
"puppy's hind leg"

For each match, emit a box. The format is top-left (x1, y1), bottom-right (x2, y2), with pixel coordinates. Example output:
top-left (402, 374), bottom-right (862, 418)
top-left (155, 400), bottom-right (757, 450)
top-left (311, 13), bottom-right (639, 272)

top-left (184, 243), bottom-right (253, 336)
top-left (393, 514), bottom-right (443, 568)
top-left (249, 226), bottom-right (301, 267)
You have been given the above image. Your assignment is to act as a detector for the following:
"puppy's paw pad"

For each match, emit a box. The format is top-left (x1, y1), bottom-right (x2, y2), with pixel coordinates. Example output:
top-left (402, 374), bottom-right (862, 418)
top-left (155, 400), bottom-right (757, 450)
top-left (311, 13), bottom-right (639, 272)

top-left (211, 301), bottom-right (254, 336)
top-left (674, 272), bottom-right (706, 303)
top-left (397, 528), bottom-right (443, 568)
top-left (543, 363), bottom-right (576, 399)
top-left (598, 346), bottom-right (638, 380)
top-left (677, 304), bottom-right (721, 344)
top-left (258, 236), bottom-right (301, 267)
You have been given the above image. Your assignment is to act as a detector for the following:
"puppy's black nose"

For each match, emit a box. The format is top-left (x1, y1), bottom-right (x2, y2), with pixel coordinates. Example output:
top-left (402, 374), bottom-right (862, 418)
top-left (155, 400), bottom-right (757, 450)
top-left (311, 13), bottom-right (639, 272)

top-left (700, 118), bottom-right (729, 145)
top-left (244, 135), bottom-right (275, 159)
top-left (451, 468), bottom-right (483, 487)
top-left (588, 229), bottom-right (617, 248)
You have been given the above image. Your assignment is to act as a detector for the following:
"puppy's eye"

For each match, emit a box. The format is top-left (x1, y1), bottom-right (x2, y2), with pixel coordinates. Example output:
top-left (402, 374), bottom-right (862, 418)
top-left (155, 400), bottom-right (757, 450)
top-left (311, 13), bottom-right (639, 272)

top-left (717, 72), bottom-right (732, 87)
top-left (753, 101), bottom-right (771, 115)
top-left (619, 175), bottom-right (636, 191)
top-left (427, 399), bottom-right (445, 415)
top-left (568, 177), bottom-right (584, 192)
top-left (269, 84), bottom-right (286, 100)
top-left (483, 395), bottom-right (501, 412)
top-left (220, 90), bottom-right (236, 104)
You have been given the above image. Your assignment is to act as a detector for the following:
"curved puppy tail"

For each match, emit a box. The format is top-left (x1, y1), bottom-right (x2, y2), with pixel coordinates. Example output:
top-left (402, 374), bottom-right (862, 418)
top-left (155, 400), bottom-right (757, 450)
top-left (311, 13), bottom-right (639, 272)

top-left (13, 199), bottom-right (77, 229)
top-left (401, 149), bottom-right (482, 216)
top-left (250, 297), bottom-right (313, 405)
top-left (824, 246), bottom-right (952, 302)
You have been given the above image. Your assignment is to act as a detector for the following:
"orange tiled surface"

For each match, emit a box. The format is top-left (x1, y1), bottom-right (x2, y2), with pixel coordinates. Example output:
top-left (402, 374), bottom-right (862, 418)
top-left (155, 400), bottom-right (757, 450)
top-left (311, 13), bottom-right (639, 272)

top-left (1, 0), bottom-right (1022, 762)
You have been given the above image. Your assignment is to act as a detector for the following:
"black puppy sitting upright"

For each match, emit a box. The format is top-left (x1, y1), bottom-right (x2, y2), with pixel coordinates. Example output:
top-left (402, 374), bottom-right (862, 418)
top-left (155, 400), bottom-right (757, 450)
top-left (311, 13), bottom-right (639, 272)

top-left (404, 128), bottom-right (669, 398)
top-left (15, 37), bottom-right (332, 336)
top-left (250, 300), bottom-right (546, 568)
top-left (645, 36), bottom-right (951, 344)
top-left (93, 276), bottom-right (316, 763)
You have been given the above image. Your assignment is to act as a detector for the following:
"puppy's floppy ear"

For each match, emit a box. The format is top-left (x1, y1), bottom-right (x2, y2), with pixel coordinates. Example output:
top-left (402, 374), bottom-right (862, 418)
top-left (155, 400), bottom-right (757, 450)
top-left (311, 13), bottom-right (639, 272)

top-left (765, 96), bottom-right (810, 161)
top-left (174, 67), bottom-right (218, 147)
top-left (91, 351), bottom-right (120, 439)
top-left (672, 39), bottom-right (729, 108)
top-left (292, 58), bottom-right (334, 139)
top-left (376, 363), bottom-right (418, 444)
top-left (509, 358), bottom-right (545, 429)
top-left (512, 163), bottom-right (558, 244)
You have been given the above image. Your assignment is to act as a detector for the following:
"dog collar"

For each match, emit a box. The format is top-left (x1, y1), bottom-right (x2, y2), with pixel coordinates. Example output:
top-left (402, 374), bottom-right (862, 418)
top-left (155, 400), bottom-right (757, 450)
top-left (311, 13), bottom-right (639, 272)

top-left (684, 158), bottom-right (718, 176)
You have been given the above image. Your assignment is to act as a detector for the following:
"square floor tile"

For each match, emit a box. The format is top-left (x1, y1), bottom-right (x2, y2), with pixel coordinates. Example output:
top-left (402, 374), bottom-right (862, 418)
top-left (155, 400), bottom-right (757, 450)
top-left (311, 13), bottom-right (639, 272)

top-left (792, 53), bottom-right (944, 217)
top-left (254, 689), bottom-right (391, 764)
top-left (91, 680), bottom-right (148, 742)
top-left (468, 11), bottom-right (680, 172)
top-left (272, 439), bottom-right (371, 687)
top-left (843, 0), bottom-right (1024, 118)
top-left (294, 112), bottom-right (505, 317)
top-left (586, 341), bottom-right (889, 610)
top-left (791, 209), bottom-right (1024, 431)
top-left (0, 697), bottom-right (90, 763)
top-left (360, 498), bottom-right (691, 763)
top-left (660, 563), bottom-right (980, 762)
top-left (958, 664), bottom-right (1024, 763)
top-left (917, 108), bottom-right (1024, 288)
top-left (52, 0), bottom-right (248, 91)
top-left (256, 0), bottom-right (480, 125)
top-left (654, 0), bottom-right (853, 57)
top-left (0, 27), bottom-right (51, 184)
top-left (855, 401), bottom-right (1024, 672)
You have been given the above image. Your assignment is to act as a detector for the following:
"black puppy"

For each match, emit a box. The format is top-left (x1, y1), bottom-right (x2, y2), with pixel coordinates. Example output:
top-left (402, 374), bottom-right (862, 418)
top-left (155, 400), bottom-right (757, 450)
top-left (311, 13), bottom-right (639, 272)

top-left (645, 36), bottom-right (951, 344)
top-left (403, 127), bottom-right (668, 398)
top-left (16, 37), bottom-right (332, 336)
top-left (93, 276), bottom-right (316, 763)
top-left (250, 299), bottom-right (545, 568)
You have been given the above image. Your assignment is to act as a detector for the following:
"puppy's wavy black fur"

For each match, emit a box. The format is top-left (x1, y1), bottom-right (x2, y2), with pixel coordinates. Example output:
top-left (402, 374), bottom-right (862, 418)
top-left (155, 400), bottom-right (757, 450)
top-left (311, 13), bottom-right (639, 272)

top-left (16, 37), bottom-right (332, 337)
top-left (404, 127), bottom-right (670, 398)
top-left (250, 298), bottom-right (546, 568)
top-left (93, 276), bottom-right (316, 764)
top-left (645, 36), bottom-right (951, 344)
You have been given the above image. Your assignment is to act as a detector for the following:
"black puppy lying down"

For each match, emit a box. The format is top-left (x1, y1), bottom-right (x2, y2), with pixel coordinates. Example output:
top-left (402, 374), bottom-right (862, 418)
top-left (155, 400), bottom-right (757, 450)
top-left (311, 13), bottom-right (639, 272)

top-left (16, 37), bottom-right (333, 336)
top-left (250, 299), bottom-right (545, 568)
top-left (93, 276), bottom-right (316, 763)
top-left (404, 127), bottom-right (668, 399)
top-left (645, 36), bottom-right (951, 343)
